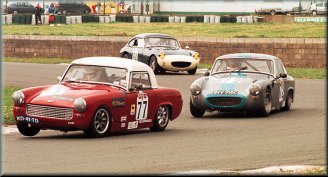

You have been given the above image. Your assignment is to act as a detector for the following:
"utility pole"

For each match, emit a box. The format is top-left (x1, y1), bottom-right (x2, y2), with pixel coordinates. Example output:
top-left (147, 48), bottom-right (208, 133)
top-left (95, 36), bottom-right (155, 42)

top-left (298, 0), bottom-right (302, 14)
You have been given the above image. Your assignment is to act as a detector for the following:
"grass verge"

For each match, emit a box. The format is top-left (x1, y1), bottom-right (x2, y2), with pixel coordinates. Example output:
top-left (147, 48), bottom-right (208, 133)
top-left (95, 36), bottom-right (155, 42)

top-left (3, 87), bottom-right (21, 125)
top-left (3, 22), bottom-right (326, 38)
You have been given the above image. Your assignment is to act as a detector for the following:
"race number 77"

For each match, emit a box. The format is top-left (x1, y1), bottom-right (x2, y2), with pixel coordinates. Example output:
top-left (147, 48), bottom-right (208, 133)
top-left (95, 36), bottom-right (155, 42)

top-left (136, 94), bottom-right (148, 120)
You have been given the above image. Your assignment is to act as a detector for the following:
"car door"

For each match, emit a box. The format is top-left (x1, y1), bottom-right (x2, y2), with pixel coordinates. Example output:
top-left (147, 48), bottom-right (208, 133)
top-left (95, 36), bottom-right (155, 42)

top-left (316, 3), bottom-right (325, 14)
top-left (130, 38), bottom-right (145, 63)
top-left (126, 72), bottom-right (155, 130)
top-left (272, 60), bottom-right (287, 108)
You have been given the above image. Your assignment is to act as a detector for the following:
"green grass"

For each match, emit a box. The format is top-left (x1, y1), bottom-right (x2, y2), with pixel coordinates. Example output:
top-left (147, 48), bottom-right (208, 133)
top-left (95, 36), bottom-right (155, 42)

top-left (2, 86), bottom-right (21, 124)
top-left (2, 57), bottom-right (73, 64)
top-left (3, 22), bottom-right (326, 38)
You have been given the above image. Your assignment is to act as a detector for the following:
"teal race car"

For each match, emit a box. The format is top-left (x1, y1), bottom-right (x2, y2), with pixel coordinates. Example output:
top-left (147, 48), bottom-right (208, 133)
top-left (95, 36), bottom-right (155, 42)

top-left (189, 53), bottom-right (295, 117)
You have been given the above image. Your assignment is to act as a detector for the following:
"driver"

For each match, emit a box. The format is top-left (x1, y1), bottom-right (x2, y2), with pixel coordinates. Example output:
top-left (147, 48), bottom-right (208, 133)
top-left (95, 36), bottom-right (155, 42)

top-left (226, 59), bottom-right (242, 70)
top-left (83, 67), bottom-right (105, 82)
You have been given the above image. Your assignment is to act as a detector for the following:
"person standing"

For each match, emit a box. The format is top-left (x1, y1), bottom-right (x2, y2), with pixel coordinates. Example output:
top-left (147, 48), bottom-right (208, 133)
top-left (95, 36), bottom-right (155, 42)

top-left (34, 3), bottom-right (42, 25)
top-left (48, 3), bottom-right (56, 26)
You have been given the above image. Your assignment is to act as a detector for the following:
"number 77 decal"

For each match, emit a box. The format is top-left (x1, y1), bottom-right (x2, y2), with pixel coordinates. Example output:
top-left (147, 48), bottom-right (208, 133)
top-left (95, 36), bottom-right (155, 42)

top-left (136, 91), bottom-right (148, 120)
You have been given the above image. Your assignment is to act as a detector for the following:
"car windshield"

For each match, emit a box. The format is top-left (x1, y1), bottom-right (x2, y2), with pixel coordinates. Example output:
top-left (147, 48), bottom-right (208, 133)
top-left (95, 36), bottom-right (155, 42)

top-left (61, 65), bottom-right (128, 88)
top-left (145, 37), bottom-right (180, 49)
top-left (211, 58), bottom-right (274, 75)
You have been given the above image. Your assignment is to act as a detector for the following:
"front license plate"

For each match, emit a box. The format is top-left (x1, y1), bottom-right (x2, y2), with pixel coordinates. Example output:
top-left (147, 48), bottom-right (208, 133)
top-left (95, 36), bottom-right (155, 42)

top-left (16, 116), bottom-right (39, 124)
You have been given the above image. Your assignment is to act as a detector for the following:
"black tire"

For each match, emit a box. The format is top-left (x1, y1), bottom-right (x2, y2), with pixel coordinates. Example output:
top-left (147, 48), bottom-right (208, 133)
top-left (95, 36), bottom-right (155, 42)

top-left (17, 122), bottom-right (40, 136)
top-left (84, 107), bottom-right (111, 138)
top-left (188, 67), bottom-right (197, 75)
top-left (149, 55), bottom-right (161, 74)
top-left (122, 53), bottom-right (129, 59)
top-left (259, 89), bottom-right (272, 117)
top-left (190, 98), bottom-right (205, 118)
top-left (312, 10), bottom-right (317, 16)
top-left (150, 105), bottom-right (170, 132)
top-left (270, 10), bottom-right (276, 15)
top-left (282, 91), bottom-right (293, 111)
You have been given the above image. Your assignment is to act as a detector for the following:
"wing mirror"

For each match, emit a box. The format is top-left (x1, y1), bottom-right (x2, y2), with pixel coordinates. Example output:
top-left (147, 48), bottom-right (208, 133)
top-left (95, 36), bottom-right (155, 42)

top-left (204, 70), bottom-right (210, 76)
top-left (57, 76), bottom-right (62, 82)
top-left (185, 46), bottom-right (190, 50)
top-left (279, 73), bottom-right (287, 78)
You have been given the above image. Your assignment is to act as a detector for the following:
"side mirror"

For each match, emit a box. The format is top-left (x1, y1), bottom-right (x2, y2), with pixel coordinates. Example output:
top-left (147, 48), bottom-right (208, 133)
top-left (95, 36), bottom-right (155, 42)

top-left (185, 46), bottom-right (190, 50)
top-left (279, 73), bottom-right (287, 78)
top-left (57, 76), bottom-right (62, 82)
top-left (204, 70), bottom-right (210, 76)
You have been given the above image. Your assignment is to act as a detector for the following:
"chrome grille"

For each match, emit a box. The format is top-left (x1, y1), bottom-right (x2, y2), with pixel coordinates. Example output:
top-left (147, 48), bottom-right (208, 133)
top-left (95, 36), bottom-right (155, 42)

top-left (171, 62), bottom-right (191, 68)
top-left (26, 104), bottom-right (73, 119)
top-left (207, 97), bottom-right (242, 107)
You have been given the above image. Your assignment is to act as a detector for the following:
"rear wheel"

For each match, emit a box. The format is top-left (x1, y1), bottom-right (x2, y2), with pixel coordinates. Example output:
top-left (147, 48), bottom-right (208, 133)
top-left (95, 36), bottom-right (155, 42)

top-left (84, 107), bottom-right (111, 138)
top-left (259, 89), bottom-right (272, 117)
top-left (190, 98), bottom-right (205, 118)
top-left (17, 122), bottom-right (40, 136)
top-left (188, 67), bottom-right (197, 75)
top-left (122, 53), bottom-right (129, 59)
top-left (282, 91), bottom-right (293, 111)
top-left (270, 10), bottom-right (276, 15)
top-left (150, 105), bottom-right (170, 132)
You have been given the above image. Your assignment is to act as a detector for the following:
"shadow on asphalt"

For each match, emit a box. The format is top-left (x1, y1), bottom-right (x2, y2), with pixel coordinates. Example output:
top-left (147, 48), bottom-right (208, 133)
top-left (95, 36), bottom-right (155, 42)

top-left (19, 127), bottom-right (183, 140)
top-left (198, 109), bottom-right (295, 119)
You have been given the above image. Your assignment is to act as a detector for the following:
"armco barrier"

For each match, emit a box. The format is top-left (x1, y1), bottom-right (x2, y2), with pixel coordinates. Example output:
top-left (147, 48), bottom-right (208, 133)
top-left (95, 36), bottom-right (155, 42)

top-left (3, 35), bottom-right (326, 68)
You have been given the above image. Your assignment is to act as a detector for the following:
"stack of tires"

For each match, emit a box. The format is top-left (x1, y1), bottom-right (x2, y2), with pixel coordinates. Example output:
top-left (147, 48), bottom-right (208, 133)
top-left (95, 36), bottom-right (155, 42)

top-left (186, 16), bottom-right (204, 22)
top-left (12, 14), bottom-right (33, 24)
top-left (82, 15), bottom-right (99, 23)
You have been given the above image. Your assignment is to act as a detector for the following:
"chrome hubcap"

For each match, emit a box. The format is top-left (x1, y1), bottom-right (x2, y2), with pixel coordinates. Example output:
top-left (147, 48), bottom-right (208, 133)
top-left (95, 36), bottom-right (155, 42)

top-left (264, 93), bottom-right (272, 113)
top-left (157, 106), bottom-right (168, 127)
top-left (94, 109), bottom-right (109, 134)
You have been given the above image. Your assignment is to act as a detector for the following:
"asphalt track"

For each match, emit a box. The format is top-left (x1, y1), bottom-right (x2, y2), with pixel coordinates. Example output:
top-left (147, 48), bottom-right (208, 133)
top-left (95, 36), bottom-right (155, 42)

top-left (2, 62), bottom-right (326, 175)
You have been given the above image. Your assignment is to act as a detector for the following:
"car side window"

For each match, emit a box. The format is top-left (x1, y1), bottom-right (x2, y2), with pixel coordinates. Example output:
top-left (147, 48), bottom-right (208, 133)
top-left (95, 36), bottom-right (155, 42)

top-left (128, 39), bottom-right (137, 47)
top-left (275, 60), bottom-right (286, 77)
top-left (130, 72), bottom-right (152, 89)
top-left (317, 3), bottom-right (323, 7)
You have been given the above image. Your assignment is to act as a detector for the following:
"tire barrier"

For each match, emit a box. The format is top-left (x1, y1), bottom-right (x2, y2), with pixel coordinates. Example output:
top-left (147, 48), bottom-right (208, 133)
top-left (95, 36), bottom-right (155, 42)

top-left (7, 14), bottom-right (312, 25)
top-left (294, 17), bottom-right (326, 23)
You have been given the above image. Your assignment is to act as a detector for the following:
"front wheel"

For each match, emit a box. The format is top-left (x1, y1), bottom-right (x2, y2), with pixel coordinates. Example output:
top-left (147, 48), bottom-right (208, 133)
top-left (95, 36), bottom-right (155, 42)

top-left (17, 122), bottom-right (40, 136)
top-left (84, 107), bottom-right (111, 138)
top-left (122, 53), bottom-right (129, 59)
top-left (150, 105), bottom-right (170, 132)
top-left (190, 98), bottom-right (205, 118)
top-left (187, 67), bottom-right (197, 75)
top-left (312, 10), bottom-right (317, 15)
top-left (270, 10), bottom-right (276, 15)
top-left (149, 56), bottom-right (161, 74)
top-left (259, 89), bottom-right (272, 117)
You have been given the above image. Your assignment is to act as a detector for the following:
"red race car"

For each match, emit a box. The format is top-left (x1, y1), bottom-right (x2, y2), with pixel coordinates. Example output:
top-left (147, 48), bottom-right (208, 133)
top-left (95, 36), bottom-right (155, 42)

top-left (12, 57), bottom-right (183, 138)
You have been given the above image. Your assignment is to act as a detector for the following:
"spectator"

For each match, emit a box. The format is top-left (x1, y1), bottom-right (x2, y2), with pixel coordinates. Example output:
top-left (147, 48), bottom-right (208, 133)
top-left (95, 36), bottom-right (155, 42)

top-left (34, 3), bottom-right (42, 25)
top-left (92, 4), bottom-right (97, 14)
top-left (48, 3), bottom-right (56, 26)
top-left (226, 60), bottom-right (242, 70)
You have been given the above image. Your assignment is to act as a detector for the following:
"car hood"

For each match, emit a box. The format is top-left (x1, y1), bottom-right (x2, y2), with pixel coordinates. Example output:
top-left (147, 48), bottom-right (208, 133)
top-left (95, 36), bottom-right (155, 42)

top-left (151, 48), bottom-right (192, 56)
top-left (201, 73), bottom-right (268, 96)
top-left (28, 84), bottom-right (112, 107)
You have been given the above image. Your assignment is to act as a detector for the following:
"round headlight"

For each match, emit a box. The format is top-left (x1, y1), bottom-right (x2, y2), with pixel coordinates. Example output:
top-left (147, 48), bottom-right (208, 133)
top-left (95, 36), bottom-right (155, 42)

top-left (12, 91), bottom-right (25, 106)
top-left (158, 51), bottom-right (165, 59)
top-left (193, 52), bottom-right (200, 60)
top-left (249, 84), bottom-right (261, 96)
top-left (74, 98), bottom-right (87, 113)
top-left (190, 83), bottom-right (202, 95)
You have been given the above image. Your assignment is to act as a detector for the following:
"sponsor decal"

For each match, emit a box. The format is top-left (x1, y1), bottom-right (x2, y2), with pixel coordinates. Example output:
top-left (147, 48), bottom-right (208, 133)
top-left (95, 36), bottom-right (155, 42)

top-left (16, 116), bottom-right (39, 124)
top-left (121, 123), bottom-right (126, 128)
top-left (130, 104), bottom-right (136, 115)
top-left (112, 98), bottom-right (126, 108)
top-left (121, 115), bottom-right (127, 122)
top-left (212, 90), bottom-right (238, 95)
top-left (128, 121), bottom-right (138, 129)
top-left (139, 119), bottom-right (152, 123)
top-left (136, 91), bottom-right (148, 120)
